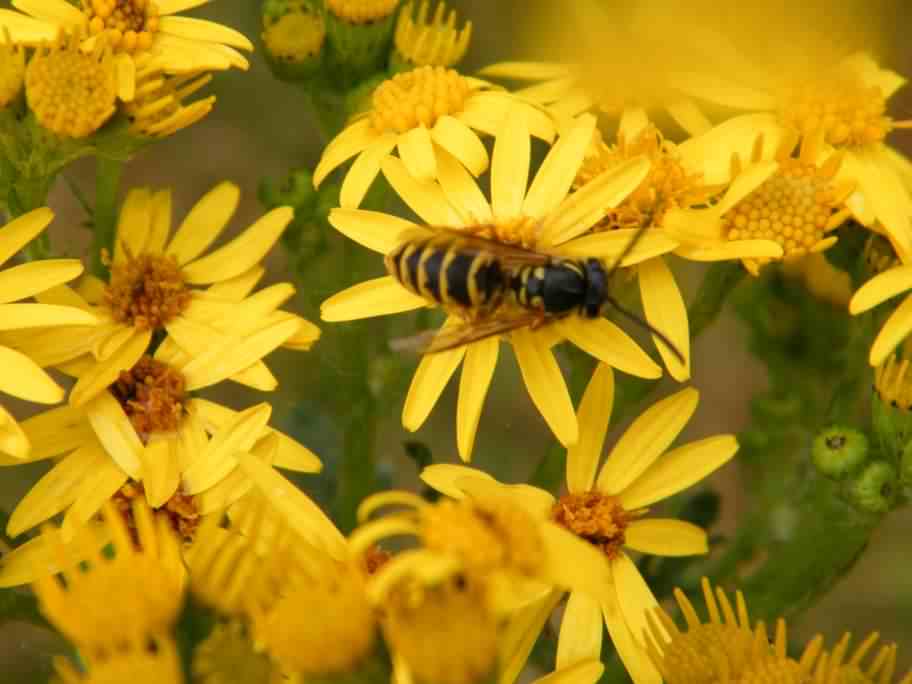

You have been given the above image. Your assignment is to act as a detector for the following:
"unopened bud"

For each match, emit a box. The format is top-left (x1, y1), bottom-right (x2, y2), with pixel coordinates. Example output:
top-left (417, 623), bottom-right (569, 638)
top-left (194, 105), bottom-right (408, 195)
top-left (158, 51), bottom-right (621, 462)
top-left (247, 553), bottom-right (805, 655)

top-left (811, 426), bottom-right (868, 480)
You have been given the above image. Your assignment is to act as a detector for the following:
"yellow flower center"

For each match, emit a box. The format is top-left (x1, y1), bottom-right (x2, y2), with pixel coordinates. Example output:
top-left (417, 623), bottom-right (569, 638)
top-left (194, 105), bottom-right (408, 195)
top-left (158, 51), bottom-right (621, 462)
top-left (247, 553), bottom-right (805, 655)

top-left (262, 3), bottom-right (325, 62)
top-left (394, 0), bottom-right (472, 68)
top-left (84, 0), bottom-right (160, 52)
top-left (25, 34), bottom-right (116, 139)
top-left (114, 481), bottom-right (200, 543)
top-left (0, 36), bottom-right (25, 108)
top-left (383, 574), bottom-right (498, 684)
top-left (104, 251), bottom-right (192, 330)
top-left (326, 0), bottom-right (399, 24)
top-left (420, 498), bottom-right (544, 576)
top-left (779, 74), bottom-right (892, 147)
top-left (256, 562), bottom-right (376, 676)
top-left (370, 66), bottom-right (471, 133)
top-left (651, 623), bottom-right (758, 684)
top-left (466, 216), bottom-right (540, 250)
top-left (738, 657), bottom-right (808, 684)
top-left (110, 356), bottom-right (186, 437)
top-left (575, 127), bottom-right (713, 232)
top-left (551, 491), bottom-right (635, 559)
top-left (723, 159), bottom-right (845, 262)
top-left (192, 620), bottom-right (275, 684)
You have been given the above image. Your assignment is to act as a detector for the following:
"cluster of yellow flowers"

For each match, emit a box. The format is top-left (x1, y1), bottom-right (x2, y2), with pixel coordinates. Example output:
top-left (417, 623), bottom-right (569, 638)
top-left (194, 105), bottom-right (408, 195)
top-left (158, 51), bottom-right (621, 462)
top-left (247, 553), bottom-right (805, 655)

top-left (0, 1), bottom-right (911, 683)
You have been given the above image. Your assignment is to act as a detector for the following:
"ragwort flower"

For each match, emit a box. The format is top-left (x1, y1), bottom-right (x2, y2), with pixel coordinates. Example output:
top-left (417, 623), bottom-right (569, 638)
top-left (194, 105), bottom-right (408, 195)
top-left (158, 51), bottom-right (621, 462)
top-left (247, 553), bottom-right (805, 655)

top-left (0, 209), bottom-right (97, 460)
top-left (312, 64), bottom-right (556, 208)
top-left (421, 364), bottom-right (738, 684)
top-left (392, 0), bottom-right (472, 69)
top-left (323, 113), bottom-right (679, 458)
top-left (0, 0), bottom-right (253, 101)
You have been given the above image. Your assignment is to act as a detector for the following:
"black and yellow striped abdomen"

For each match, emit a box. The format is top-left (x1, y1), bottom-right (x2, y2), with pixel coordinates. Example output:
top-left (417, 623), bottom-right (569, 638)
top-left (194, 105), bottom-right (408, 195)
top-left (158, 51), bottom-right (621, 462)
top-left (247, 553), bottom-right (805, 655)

top-left (385, 235), bottom-right (506, 311)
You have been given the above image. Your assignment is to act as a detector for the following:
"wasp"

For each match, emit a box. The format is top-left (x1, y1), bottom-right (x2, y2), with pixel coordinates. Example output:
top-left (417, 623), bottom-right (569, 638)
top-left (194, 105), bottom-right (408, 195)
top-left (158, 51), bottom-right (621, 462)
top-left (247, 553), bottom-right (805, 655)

top-left (385, 227), bottom-right (683, 362)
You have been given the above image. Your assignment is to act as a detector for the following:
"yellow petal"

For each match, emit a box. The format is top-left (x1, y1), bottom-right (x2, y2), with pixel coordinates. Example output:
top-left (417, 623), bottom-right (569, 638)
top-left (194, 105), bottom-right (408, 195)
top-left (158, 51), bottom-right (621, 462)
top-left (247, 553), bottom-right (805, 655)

top-left (402, 338), bottom-right (466, 431)
top-left (150, 33), bottom-right (248, 72)
top-left (534, 661), bottom-right (604, 684)
top-left (146, 189), bottom-right (172, 255)
top-left (113, 188), bottom-right (153, 264)
top-left (513, 327), bottom-right (578, 446)
top-left (61, 459), bottom-right (128, 540)
top-left (158, 15), bottom-right (253, 51)
top-left (181, 207), bottom-right (293, 284)
top-left (523, 114), bottom-right (596, 220)
top-left (0, 259), bottom-right (84, 304)
top-left (491, 107), bottom-right (530, 219)
top-left (678, 114), bottom-right (783, 185)
top-left (166, 181), bottom-right (240, 266)
top-left (597, 388), bottom-right (699, 495)
top-left (398, 125), bottom-right (437, 182)
top-left (205, 266), bottom-right (264, 301)
top-left (281, 315), bottom-right (321, 351)
top-left (0, 9), bottom-right (59, 43)
top-left (556, 317), bottom-right (662, 379)
top-left (457, 337), bottom-right (499, 461)
top-left (435, 147), bottom-right (493, 224)
top-left (498, 590), bottom-right (563, 684)
top-left (665, 98), bottom-right (713, 137)
top-left (870, 294), bottom-right (912, 366)
top-left (340, 134), bottom-right (398, 208)
top-left (329, 208), bottom-right (422, 254)
top-left (236, 451), bottom-right (346, 559)
top-left (638, 257), bottom-right (690, 381)
top-left (557, 591), bottom-right (603, 668)
top-left (624, 518), bottom-right (708, 556)
top-left (538, 522), bottom-right (612, 602)
top-left (618, 107), bottom-right (649, 141)
top-left (140, 439), bottom-right (181, 507)
top-left (540, 157), bottom-right (651, 246)
top-left (456, 476), bottom-right (555, 520)
top-left (849, 266), bottom-right (912, 314)
top-left (114, 52), bottom-right (136, 102)
top-left (7, 445), bottom-right (107, 536)
top-left (431, 115), bottom-right (489, 176)
top-left (17, 404), bottom-right (96, 462)
top-left (620, 435), bottom-right (738, 509)
top-left (314, 119), bottom-right (378, 187)
top-left (0, 346), bottom-right (63, 403)
top-left (0, 303), bottom-right (97, 330)
top-left (717, 161), bottom-right (779, 215)
top-left (84, 391), bottom-right (144, 479)
top-left (156, 0), bottom-right (210, 14)
top-left (419, 463), bottom-right (496, 499)
top-left (69, 328), bottom-right (151, 407)
top-left (12, 0), bottom-right (84, 23)
top-left (611, 552), bottom-right (662, 659)
top-left (381, 156), bottom-right (463, 226)
top-left (459, 93), bottom-right (556, 142)
top-left (673, 71), bottom-right (776, 111)
top-left (478, 61), bottom-right (572, 80)
top-left (0, 208), bottom-right (53, 266)
top-left (674, 239), bottom-right (784, 262)
top-left (601, 588), bottom-right (662, 684)
top-left (556, 229), bottom-right (678, 265)
top-left (567, 363), bottom-right (613, 495)
top-left (321, 276), bottom-right (427, 322)
top-left (0, 404), bottom-right (29, 460)
top-left (0, 522), bottom-right (112, 588)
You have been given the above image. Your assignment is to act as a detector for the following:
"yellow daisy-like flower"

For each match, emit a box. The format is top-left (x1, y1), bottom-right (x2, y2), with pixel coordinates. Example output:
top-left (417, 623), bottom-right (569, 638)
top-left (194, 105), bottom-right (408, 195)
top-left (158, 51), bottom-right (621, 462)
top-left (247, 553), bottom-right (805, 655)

top-left (665, 127), bottom-right (854, 275)
top-left (393, 0), bottom-right (472, 69)
top-left (421, 364), bottom-right (738, 684)
top-left (322, 112), bottom-right (680, 458)
top-left (0, 183), bottom-right (317, 409)
top-left (0, 0), bottom-right (253, 102)
top-left (849, 262), bottom-right (912, 365)
top-left (676, 52), bottom-right (912, 260)
top-left (125, 60), bottom-right (216, 138)
top-left (0, 209), bottom-right (97, 460)
top-left (312, 64), bottom-right (557, 208)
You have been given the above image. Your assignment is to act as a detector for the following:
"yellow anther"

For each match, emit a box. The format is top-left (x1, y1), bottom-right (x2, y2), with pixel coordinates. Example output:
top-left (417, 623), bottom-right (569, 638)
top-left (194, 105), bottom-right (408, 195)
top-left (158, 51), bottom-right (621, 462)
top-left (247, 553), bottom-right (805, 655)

top-left (0, 32), bottom-right (25, 108)
top-left (326, 0), bottom-right (399, 24)
top-left (551, 491), bottom-right (638, 560)
top-left (395, 0), bottom-right (472, 68)
top-left (370, 66), bottom-right (471, 133)
top-left (104, 251), bottom-right (192, 328)
top-left (25, 33), bottom-right (117, 138)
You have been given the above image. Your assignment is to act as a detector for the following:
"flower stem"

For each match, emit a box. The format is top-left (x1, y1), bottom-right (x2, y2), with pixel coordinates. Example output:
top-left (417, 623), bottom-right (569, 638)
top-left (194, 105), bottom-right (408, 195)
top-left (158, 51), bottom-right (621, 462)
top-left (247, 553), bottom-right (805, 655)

top-left (90, 156), bottom-right (124, 276)
top-left (7, 175), bottom-right (54, 260)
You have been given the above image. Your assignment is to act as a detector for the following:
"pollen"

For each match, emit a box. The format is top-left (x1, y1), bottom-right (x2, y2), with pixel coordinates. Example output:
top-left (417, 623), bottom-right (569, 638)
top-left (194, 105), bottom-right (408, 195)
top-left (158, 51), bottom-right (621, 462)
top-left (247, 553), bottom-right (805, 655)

top-left (326, 0), bottom-right (399, 24)
top-left (383, 574), bottom-right (498, 684)
top-left (551, 491), bottom-right (637, 559)
top-left (109, 356), bottom-right (186, 437)
top-left (25, 33), bottom-right (116, 139)
top-left (84, 0), bottom-right (160, 53)
top-left (126, 68), bottom-right (215, 138)
top-left (370, 66), bottom-right (471, 134)
top-left (874, 354), bottom-right (912, 411)
top-left (262, 1), bottom-right (325, 63)
top-left (0, 33), bottom-right (25, 108)
top-left (394, 1), bottom-right (472, 68)
top-left (575, 127), bottom-right (716, 232)
top-left (420, 498), bottom-right (544, 577)
top-left (104, 250), bottom-right (192, 330)
top-left (779, 74), bottom-right (893, 147)
top-left (113, 481), bottom-right (200, 543)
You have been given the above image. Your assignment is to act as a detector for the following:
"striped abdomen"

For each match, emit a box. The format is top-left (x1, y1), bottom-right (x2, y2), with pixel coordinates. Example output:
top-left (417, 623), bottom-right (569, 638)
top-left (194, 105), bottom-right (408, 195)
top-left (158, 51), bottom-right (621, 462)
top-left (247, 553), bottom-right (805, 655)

top-left (385, 236), bottom-right (506, 311)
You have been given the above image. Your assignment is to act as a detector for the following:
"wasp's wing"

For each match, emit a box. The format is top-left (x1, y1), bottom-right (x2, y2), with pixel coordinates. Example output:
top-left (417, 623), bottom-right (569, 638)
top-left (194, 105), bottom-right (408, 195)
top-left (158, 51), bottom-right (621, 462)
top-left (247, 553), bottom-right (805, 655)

top-left (391, 312), bottom-right (550, 354)
top-left (409, 227), bottom-right (555, 268)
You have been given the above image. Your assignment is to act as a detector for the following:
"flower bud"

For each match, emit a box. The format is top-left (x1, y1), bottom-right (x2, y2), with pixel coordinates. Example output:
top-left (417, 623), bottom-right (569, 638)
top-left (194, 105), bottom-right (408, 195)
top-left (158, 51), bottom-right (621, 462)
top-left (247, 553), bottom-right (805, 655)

top-left (262, 0), bottom-right (326, 82)
top-left (811, 426), bottom-right (868, 480)
top-left (325, 0), bottom-right (400, 85)
top-left (849, 461), bottom-right (898, 514)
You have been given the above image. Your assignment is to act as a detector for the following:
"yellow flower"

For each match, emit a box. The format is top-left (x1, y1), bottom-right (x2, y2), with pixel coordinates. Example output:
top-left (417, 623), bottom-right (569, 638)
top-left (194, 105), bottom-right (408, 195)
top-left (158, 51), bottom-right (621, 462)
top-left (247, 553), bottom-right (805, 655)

top-left (393, 0), bottom-right (472, 69)
top-left (54, 637), bottom-right (185, 684)
top-left (0, 0), bottom-right (253, 102)
top-left (322, 113), bottom-right (678, 458)
top-left (421, 364), bottom-right (738, 684)
top-left (676, 52), bottom-right (912, 260)
top-left (312, 65), bottom-right (556, 208)
top-left (0, 30), bottom-right (25, 107)
top-left (645, 577), bottom-right (911, 684)
top-left (850, 264), bottom-right (912, 365)
top-left (665, 128), bottom-right (854, 275)
top-left (0, 183), bottom-right (317, 408)
top-left (0, 209), bottom-right (97, 459)
top-left (326, 0), bottom-right (398, 24)
top-left (125, 61), bottom-right (215, 138)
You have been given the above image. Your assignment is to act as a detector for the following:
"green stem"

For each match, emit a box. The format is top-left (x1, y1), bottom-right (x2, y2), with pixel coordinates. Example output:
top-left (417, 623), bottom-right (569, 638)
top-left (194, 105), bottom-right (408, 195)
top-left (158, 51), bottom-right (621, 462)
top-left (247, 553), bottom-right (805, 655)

top-left (689, 261), bottom-right (746, 339)
top-left (8, 175), bottom-right (54, 260)
top-left (90, 156), bottom-right (124, 276)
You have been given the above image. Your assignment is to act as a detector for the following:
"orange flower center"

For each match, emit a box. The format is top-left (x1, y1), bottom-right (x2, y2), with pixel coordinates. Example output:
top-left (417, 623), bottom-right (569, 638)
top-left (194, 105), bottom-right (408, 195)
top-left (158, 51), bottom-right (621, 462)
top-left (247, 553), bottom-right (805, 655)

top-left (370, 66), bottom-right (470, 133)
top-left (551, 491), bottom-right (634, 559)
top-left (84, 0), bottom-right (160, 52)
top-left (326, 0), bottom-right (398, 24)
top-left (110, 355), bottom-right (186, 437)
top-left (104, 251), bottom-right (192, 329)
top-left (779, 74), bottom-right (891, 147)
top-left (114, 481), bottom-right (200, 543)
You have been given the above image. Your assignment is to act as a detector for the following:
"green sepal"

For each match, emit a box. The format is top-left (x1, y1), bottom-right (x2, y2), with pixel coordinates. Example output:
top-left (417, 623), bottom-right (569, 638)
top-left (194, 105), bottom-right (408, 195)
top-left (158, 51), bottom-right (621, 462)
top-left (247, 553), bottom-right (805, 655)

top-left (325, 8), bottom-right (399, 89)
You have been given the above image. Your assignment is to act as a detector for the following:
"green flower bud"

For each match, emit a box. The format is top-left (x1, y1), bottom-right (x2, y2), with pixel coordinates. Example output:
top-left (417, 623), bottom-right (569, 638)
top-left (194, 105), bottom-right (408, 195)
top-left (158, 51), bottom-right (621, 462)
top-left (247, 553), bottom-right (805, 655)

top-left (325, 0), bottom-right (400, 86)
top-left (811, 426), bottom-right (869, 480)
top-left (871, 356), bottom-right (912, 458)
top-left (262, 0), bottom-right (326, 82)
top-left (849, 461), bottom-right (898, 514)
